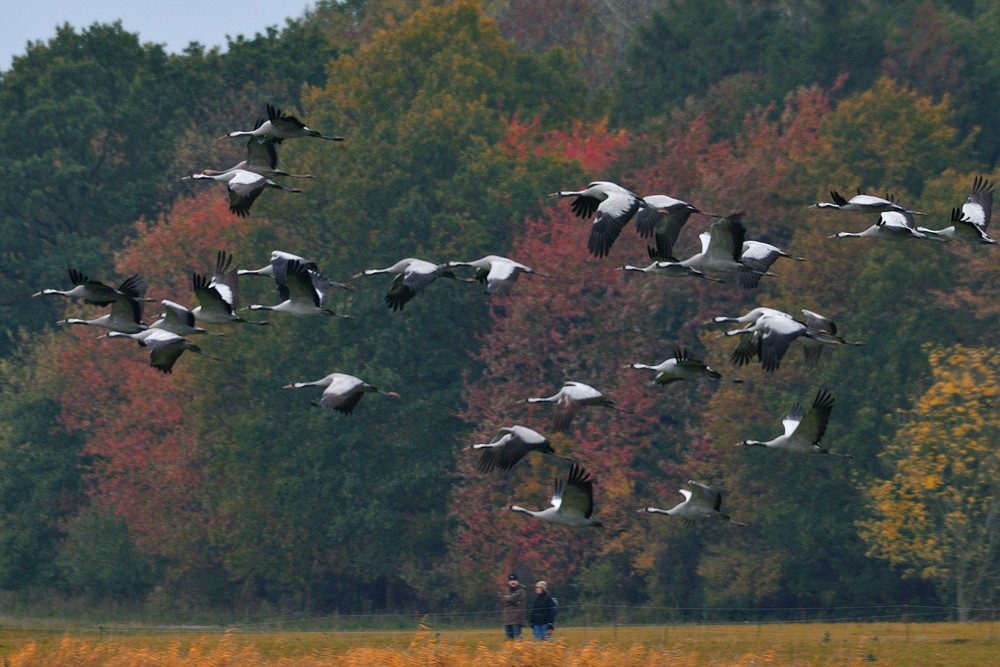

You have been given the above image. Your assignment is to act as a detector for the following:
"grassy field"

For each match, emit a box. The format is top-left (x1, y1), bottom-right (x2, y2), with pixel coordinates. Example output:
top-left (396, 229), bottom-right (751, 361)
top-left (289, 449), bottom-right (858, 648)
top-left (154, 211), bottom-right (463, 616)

top-left (0, 621), bottom-right (995, 665)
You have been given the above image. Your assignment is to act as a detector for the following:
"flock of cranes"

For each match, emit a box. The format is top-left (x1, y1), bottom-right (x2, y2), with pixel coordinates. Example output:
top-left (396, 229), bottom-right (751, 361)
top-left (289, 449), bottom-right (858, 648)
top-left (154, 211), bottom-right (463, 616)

top-left (182, 104), bottom-right (342, 217)
top-left (473, 173), bottom-right (993, 531)
top-left (30, 103), bottom-right (997, 546)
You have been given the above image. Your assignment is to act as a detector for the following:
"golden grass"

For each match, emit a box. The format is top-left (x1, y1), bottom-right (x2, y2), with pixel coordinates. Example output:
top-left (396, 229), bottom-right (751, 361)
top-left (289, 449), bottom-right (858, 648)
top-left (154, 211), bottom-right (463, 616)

top-left (0, 622), bottom-right (995, 666)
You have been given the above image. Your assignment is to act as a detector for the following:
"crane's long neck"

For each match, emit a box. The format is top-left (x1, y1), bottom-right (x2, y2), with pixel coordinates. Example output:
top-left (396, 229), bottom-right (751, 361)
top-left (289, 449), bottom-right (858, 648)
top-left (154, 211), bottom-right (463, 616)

top-left (58, 317), bottom-right (105, 327)
top-left (294, 378), bottom-right (332, 389)
top-left (191, 171), bottom-right (225, 181)
top-left (238, 266), bottom-right (275, 277)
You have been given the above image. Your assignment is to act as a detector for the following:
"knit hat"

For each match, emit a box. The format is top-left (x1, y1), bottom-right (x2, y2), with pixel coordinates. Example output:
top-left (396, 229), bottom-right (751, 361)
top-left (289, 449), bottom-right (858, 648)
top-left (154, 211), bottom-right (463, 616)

top-left (535, 581), bottom-right (547, 590)
top-left (508, 573), bottom-right (518, 581)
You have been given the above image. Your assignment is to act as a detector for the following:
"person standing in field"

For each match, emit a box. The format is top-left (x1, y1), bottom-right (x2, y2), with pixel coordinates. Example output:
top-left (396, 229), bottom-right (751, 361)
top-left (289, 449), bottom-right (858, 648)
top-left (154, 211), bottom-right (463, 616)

top-left (529, 580), bottom-right (557, 640)
top-left (501, 573), bottom-right (527, 639)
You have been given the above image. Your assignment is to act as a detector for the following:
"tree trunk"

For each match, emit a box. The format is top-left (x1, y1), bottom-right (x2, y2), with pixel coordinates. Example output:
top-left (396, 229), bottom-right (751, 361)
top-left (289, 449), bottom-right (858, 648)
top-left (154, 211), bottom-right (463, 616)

top-left (385, 575), bottom-right (395, 612)
top-left (956, 579), bottom-right (969, 622)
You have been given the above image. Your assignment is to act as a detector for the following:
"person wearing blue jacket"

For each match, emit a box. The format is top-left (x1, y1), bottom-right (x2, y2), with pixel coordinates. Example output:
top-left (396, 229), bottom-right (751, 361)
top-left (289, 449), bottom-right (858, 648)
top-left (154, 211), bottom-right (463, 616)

top-left (529, 580), bottom-right (557, 640)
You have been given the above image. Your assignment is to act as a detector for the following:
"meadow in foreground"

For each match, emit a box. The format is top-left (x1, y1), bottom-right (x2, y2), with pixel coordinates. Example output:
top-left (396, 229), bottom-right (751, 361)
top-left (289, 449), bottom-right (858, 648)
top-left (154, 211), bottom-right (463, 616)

top-left (0, 622), bottom-right (996, 666)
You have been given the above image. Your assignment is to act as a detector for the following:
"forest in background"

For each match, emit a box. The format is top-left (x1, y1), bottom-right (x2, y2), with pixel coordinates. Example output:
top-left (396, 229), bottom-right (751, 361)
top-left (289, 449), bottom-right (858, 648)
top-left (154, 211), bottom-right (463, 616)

top-left (0, 0), bottom-right (997, 620)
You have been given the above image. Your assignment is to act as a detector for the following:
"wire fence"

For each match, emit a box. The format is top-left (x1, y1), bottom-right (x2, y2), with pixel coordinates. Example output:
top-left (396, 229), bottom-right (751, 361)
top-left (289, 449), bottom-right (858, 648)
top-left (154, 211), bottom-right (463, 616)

top-left (3, 603), bottom-right (997, 639)
top-left (219, 603), bottom-right (998, 633)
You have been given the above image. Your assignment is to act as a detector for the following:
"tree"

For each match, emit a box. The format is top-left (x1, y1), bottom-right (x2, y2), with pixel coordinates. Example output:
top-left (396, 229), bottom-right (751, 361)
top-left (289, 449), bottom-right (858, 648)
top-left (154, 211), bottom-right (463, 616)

top-left (859, 345), bottom-right (1000, 620)
top-left (42, 194), bottom-right (249, 603)
top-left (56, 504), bottom-right (156, 602)
top-left (939, 0), bottom-right (1000, 163)
top-left (881, 1), bottom-right (966, 102)
top-left (486, 0), bottom-right (660, 88)
top-left (804, 77), bottom-right (967, 200)
top-left (695, 77), bottom-right (978, 613)
top-left (785, 78), bottom-right (982, 473)
top-left (445, 85), bottom-right (845, 613)
top-left (0, 24), bottom-right (190, 350)
top-left (612, 0), bottom-right (895, 130)
top-left (0, 5), bottom-right (353, 357)
top-left (188, 0), bottom-right (592, 611)
top-left (918, 169), bottom-right (1000, 327)
top-left (0, 336), bottom-right (86, 590)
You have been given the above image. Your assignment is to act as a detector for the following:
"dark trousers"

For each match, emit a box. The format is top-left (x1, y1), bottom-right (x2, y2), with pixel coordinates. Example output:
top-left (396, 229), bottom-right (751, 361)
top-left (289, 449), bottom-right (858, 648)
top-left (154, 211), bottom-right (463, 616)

top-left (504, 623), bottom-right (522, 639)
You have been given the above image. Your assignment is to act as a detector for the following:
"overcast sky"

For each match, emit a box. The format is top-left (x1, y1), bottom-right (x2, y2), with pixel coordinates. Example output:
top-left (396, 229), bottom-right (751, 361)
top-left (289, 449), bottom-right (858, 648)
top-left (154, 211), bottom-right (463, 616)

top-left (2, 0), bottom-right (314, 72)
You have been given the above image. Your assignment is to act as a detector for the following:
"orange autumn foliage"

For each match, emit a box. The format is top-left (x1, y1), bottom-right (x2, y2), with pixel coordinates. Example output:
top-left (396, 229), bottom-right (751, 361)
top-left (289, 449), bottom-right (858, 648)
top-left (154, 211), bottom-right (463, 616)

top-left (501, 115), bottom-right (629, 174)
top-left (448, 85), bottom-right (831, 603)
top-left (3, 632), bottom-right (894, 667)
top-left (51, 192), bottom-right (261, 561)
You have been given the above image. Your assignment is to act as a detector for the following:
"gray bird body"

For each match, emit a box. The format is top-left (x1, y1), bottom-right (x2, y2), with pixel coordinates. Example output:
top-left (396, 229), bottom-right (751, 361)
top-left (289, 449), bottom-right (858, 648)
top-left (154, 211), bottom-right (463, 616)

top-left (471, 425), bottom-right (556, 473)
top-left (526, 381), bottom-right (628, 432)
top-left (283, 372), bottom-right (399, 414)
top-left (183, 168), bottom-right (301, 217)
top-left (355, 257), bottom-right (462, 311)
top-left (510, 463), bottom-right (603, 528)
top-left (641, 480), bottom-right (747, 526)
top-left (631, 347), bottom-right (737, 384)
top-left (551, 180), bottom-right (643, 258)
top-left (918, 177), bottom-right (996, 243)
top-left (736, 389), bottom-right (851, 457)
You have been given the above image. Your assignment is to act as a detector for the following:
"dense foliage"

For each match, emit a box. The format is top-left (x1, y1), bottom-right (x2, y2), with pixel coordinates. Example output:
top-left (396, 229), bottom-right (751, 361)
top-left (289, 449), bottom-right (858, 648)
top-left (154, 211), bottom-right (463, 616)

top-left (0, 0), bottom-right (997, 617)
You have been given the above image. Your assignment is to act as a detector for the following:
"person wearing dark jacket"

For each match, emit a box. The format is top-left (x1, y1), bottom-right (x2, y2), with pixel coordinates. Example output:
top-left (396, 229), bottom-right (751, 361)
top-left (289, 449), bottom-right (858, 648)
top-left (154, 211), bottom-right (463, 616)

top-left (501, 573), bottom-right (527, 639)
top-left (529, 580), bottom-right (557, 640)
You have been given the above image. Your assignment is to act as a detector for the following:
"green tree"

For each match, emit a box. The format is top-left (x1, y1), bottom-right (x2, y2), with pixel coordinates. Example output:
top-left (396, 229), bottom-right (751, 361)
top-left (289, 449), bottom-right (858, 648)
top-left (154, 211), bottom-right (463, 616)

top-left (881, 1), bottom-right (966, 102)
top-left (0, 334), bottom-right (85, 590)
top-left (192, 0), bottom-right (589, 611)
top-left (57, 504), bottom-right (156, 602)
top-left (806, 77), bottom-right (967, 199)
top-left (859, 345), bottom-right (1000, 620)
top-left (54, 194), bottom-right (242, 572)
top-left (0, 4), bottom-right (351, 356)
top-left (786, 78), bottom-right (979, 468)
top-left (485, 0), bottom-right (660, 88)
top-left (163, 0), bottom-right (360, 182)
top-left (939, 0), bottom-right (1000, 163)
top-left (696, 75), bottom-right (981, 613)
top-left (612, 0), bottom-right (894, 130)
top-left (0, 24), bottom-right (188, 349)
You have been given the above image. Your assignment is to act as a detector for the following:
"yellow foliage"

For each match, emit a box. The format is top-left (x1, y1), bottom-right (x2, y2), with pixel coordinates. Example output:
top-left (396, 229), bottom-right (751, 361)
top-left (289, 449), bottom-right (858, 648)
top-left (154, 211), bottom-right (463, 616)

top-left (919, 474), bottom-right (940, 491)
top-left (859, 344), bottom-right (1000, 596)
